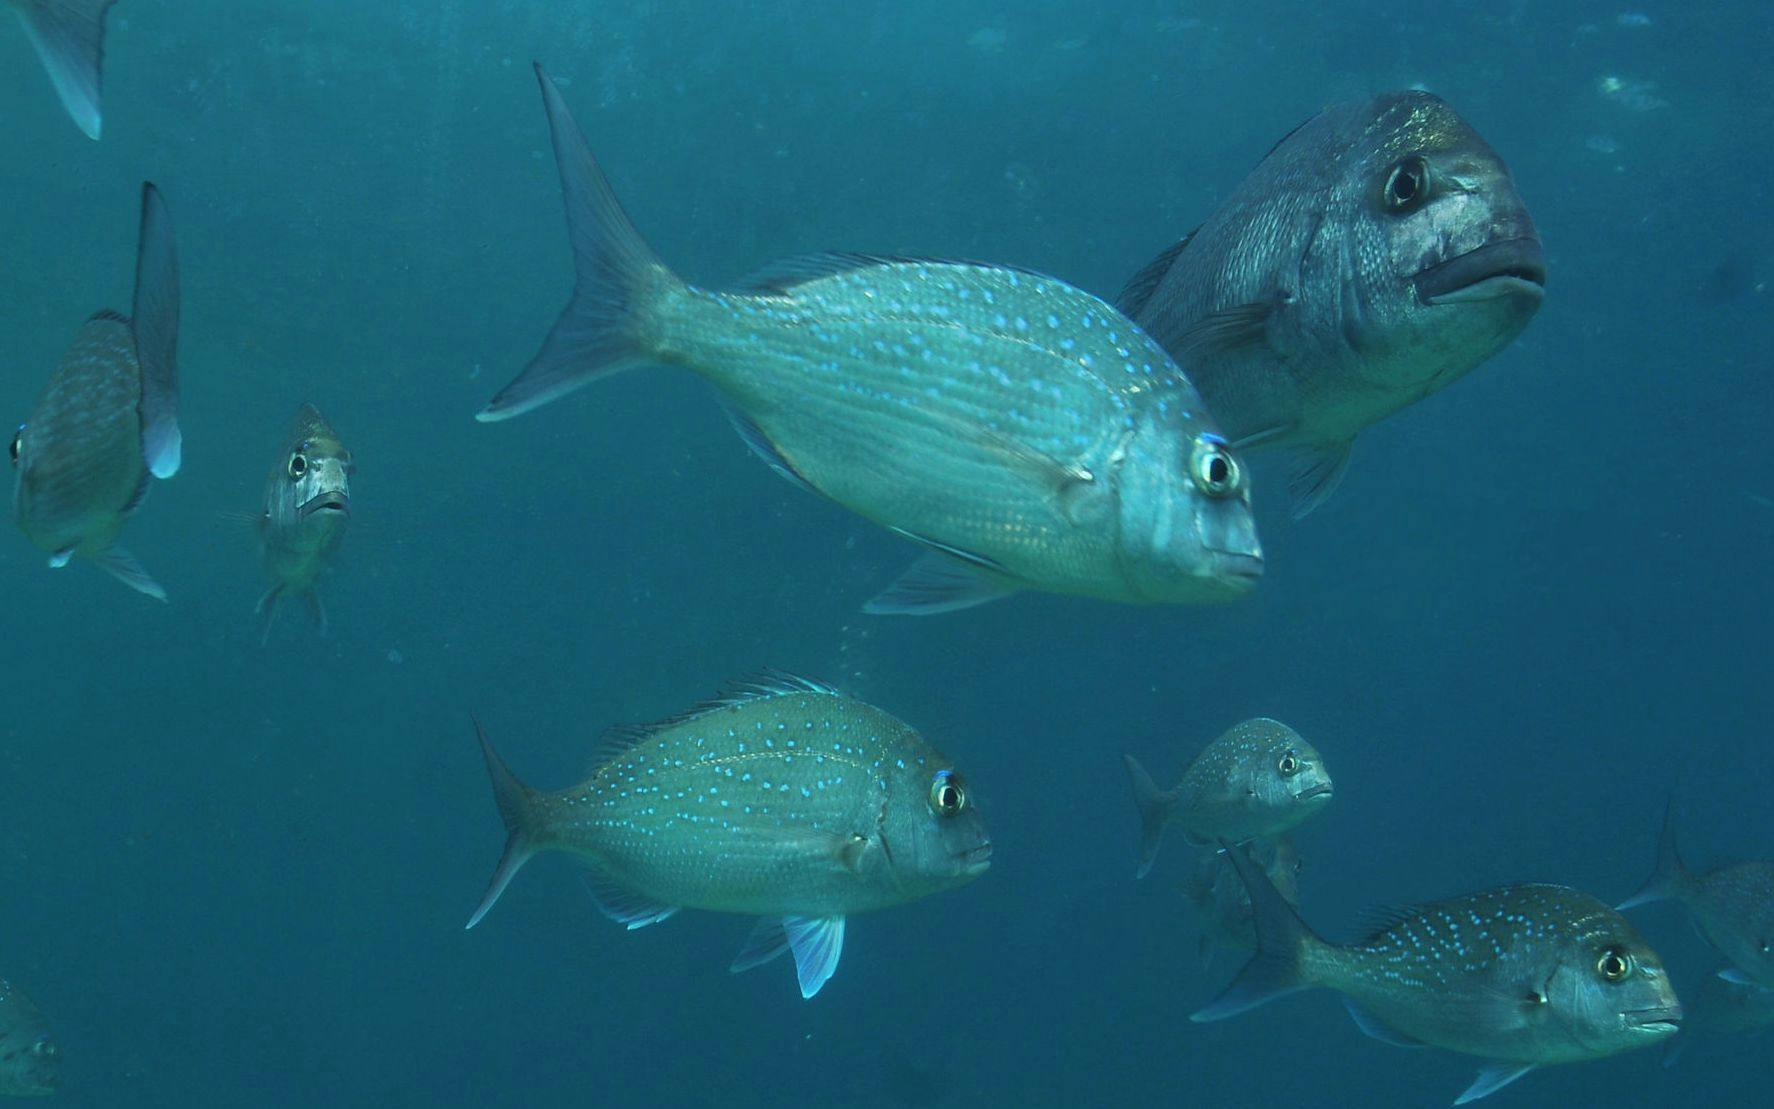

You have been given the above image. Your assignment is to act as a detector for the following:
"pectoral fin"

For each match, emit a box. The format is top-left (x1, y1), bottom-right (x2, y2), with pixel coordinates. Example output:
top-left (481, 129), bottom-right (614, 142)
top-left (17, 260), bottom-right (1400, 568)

top-left (93, 545), bottom-right (166, 601)
top-left (1286, 440), bottom-right (1353, 519)
top-left (1453, 1063), bottom-right (1535, 1105)
top-left (729, 914), bottom-right (846, 999)
top-left (1171, 301), bottom-right (1276, 360)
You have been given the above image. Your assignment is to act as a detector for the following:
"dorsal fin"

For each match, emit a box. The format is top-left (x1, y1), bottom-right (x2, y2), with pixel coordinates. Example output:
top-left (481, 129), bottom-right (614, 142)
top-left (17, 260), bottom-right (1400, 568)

top-left (737, 251), bottom-right (1055, 295)
top-left (586, 670), bottom-right (846, 770)
top-left (1115, 228), bottom-right (1197, 319)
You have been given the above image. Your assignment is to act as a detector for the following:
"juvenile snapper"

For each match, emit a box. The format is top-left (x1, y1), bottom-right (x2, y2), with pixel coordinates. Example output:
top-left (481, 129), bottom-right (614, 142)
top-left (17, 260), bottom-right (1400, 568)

top-left (1122, 718), bottom-right (1331, 878)
top-left (11, 182), bottom-right (180, 599)
top-left (1618, 806), bottom-right (1774, 990)
top-left (465, 673), bottom-right (992, 998)
top-left (256, 404), bottom-right (352, 641)
top-left (8, 1), bottom-right (115, 139)
top-left (1198, 847), bottom-right (1682, 1104)
top-left (0, 976), bottom-right (58, 1096)
top-left (477, 65), bottom-right (1262, 615)
top-left (1180, 835), bottom-right (1303, 965)
top-left (1118, 92), bottom-right (1544, 515)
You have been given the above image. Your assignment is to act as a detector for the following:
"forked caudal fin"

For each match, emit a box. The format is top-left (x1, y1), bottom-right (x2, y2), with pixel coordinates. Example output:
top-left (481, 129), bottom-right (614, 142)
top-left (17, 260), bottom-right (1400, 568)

top-left (133, 181), bottom-right (182, 479)
top-left (1190, 840), bottom-right (1319, 1022)
top-left (465, 716), bottom-right (542, 929)
top-left (1617, 800), bottom-right (1691, 911)
top-left (475, 63), bottom-right (683, 422)
top-left (12, 0), bottom-right (116, 140)
top-left (1121, 754), bottom-right (1176, 880)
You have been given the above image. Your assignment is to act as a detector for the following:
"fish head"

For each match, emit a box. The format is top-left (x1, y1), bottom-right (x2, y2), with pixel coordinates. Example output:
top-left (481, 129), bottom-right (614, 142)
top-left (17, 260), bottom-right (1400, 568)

top-left (272, 405), bottom-right (353, 524)
top-left (878, 761), bottom-right (992, 893)
top-left (1225, 719), bottom-right (1333, 821)
top-left (1114, 417), bottom-right (1263, 603)
top-left (1538, 903), bottom-right (1683, 1058)
top-left (1332, 91), bottom-right (1544, 391)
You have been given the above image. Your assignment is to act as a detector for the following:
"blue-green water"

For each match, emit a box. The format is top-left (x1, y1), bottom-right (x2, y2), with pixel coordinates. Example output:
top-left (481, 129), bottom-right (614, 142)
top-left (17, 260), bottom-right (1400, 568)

top-left (2, 1), bottom-right (1769, 1104)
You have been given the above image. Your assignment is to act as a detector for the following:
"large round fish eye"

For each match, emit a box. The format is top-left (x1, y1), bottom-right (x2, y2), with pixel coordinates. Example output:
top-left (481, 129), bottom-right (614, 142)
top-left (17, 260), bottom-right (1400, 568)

top-left (1277, 750), bottom-right (1301, 776)
top-left (8, 425), bottom-right (21, 466)
top-left (288, 453), bottom-right (308, 480)
top-left (1189, 439), bottom-right (1240, 498)
top-left (1596, 949), bottom-right (1633, 981)
top-left (30, 1037), bottom-right (56, 1059)
top-left (929, 769), bottom-right (966, 817)
top-left (1383, 156), bottom-right (1432, 213)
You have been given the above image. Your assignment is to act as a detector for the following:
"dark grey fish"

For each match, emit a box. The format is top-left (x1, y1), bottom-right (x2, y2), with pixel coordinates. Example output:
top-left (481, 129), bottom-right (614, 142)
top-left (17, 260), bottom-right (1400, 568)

top-left (1618, 805), bottom-right (1774, 990)
top-left (0, 976), bottom-right (58, 1096)
top-left (476, 65), bottom-right (1262, 615)
top-left (1118, 91), bottom-right (1544, 515)
top-left (1699, 252), bottom-right (1758, 305)
top-left (1197, 846), bottom-right (1681, 1105)
top-left (1660, 969), bottom-right (1774, 1067)
top-left (256, 404), bottom-right (352, 642)
top-left (8, 1), bottom-right (116, 139)
top-left (1179, 834), bottom-right (1303, 965)
top-left (11, 181), bottom-right (180, 599)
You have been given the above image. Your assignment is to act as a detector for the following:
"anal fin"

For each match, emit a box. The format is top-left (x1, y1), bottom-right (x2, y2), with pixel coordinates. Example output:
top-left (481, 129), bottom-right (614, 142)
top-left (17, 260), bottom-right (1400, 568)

top-left (580, 871), bottom-right (678, 930)
top-left (724, 405), bottom-right (820, 496)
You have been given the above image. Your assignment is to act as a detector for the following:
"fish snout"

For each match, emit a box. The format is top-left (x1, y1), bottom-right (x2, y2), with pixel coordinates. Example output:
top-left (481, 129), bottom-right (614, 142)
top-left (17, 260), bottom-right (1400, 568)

top-left (1414, 237), bottom-right (1546, 306)
top-left (1622, 1003), bottom-right (1683, 1036)
top-left (297, 491), bottom-right (351, 519)
top-left (1293, 781), bottom-right (1334, 804)
top-left (956, 839), bottom-right (994, 876)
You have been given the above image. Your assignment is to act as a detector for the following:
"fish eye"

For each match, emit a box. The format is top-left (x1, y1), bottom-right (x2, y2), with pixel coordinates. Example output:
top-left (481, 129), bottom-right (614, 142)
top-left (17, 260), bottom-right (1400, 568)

top-left (1383, 156), bottom-right (1432, 213)
top-left (1596, 949), bottom-right (1633, 981)
top-left (1277, 750), bottom-right (1301, 776)
top-left (30, 1037), bottom-right (55, 1058)
top-left (928, 770), bottom-right (966, 817)
top-left (288, 453), bottom-right (308, 480)
top-left (1189, 440), bottom-right (1241, 498)
top-left (8, 425), bottom-right (21, 466)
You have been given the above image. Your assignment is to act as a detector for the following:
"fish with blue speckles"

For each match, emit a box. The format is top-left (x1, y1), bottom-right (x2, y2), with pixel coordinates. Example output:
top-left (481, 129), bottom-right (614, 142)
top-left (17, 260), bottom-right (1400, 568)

top-left (1122, 717), bottom-right (1330, 878)
top-left (1619, 804), bottom-right (1774, 990)
top-left (1197, 846), bottom-right (1682, 1104)
top-left (8, 1), bottom-right (116, 139)
top-left (11, 181), bottom-right (180, 600)
top-left (0, 976), bottom-right (58, 1096)
top-left (477, 64), bottom-right (1262, 615)
top-left (255, 404), bottom-right (352, 642)
top-left (465, 673), bottom-right (991, 998)
top-left (1118, 91), bottom-right (1543, 516)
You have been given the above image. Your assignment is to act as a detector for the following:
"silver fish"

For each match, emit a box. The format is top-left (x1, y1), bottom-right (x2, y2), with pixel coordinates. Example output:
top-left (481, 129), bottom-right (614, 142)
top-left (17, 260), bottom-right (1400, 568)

top-left (11, 181), bottom-right (180, 599)
top-left (256, 404), bottom-right (352, 642)
top-left (1122, 717), bottom-right (1331, 877)
top-left (0, 977), bottom-right (58, 1097)
top-left (477, 64), bottom-right (1262, 615)
top-left (1180, 834), bottom-right (1303, 965)
top-left (1619, 805), bottom-right (1774, 990)
top-left (1197, 847), bottom-right (1682, 1105)
top-left (1118, 91), bottom-right (1544, 515)
top-left (465, 672), bottom-right (991, 998)
top-left (8, 1), bottom-right (116, 139)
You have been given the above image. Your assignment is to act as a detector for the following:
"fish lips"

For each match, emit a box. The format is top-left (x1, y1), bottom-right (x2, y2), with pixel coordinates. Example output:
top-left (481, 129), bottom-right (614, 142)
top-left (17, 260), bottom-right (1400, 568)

top-left (298, 492), bottom-right (351, 519)
top-left (1415, 238), bottom-right (1547, 306)
top-left (957, 841), bottom-right (994, 875)
top-left (1623, 1005), bottom-right (1683, 1034)
top-left (1294, 783), bottom-right (1334, 803)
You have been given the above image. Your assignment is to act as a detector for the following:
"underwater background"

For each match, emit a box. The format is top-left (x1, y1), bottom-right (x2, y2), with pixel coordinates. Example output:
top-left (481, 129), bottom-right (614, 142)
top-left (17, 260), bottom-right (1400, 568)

top-left (2, 0), bottom-right (1769, 1104)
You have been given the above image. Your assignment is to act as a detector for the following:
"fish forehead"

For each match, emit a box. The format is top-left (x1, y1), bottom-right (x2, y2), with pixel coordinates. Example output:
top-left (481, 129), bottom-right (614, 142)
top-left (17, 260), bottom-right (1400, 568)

top-left (1277, 92), bottom-right (1489, 180)
top-left (283, 404), bottom-right (346, 455)
top-left (1198, 719), bottom-right (1307, 766)
top-left (1362, 885), bottom-right (1625, 962)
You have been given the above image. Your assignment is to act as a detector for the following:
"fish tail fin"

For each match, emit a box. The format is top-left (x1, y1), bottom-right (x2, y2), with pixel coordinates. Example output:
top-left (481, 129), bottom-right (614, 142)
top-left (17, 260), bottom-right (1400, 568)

top-left (12, 0), bottom-right (115, 140)
top-left (255, 585), bottom-right (282, 645)
top-left (132, 182), bottom-right (181, 478)
top-left (465, 715), bottom-right (542, 929)
top-left (1191, 840), bottom-right (1322, 1022)
top-left (1121, 754), bottom-right (1176, 879)
top-left (1618, 801), bottom-right (1691, 910)
top-left (477, 63), bottom-right (684, 423)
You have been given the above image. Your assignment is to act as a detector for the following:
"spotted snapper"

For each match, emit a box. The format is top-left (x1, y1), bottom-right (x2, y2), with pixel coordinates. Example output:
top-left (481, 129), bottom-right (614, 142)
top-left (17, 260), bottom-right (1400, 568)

top-left (477, 64), bottom-right (1262, 615)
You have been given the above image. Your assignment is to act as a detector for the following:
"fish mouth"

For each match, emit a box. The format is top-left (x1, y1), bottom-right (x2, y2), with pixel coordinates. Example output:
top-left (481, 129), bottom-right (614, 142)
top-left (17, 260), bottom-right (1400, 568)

top-left (1209, 551), bottom-right (1265, 586)
top-left (1623, 1005), bottom-right (1683, 1034)
top-left (298, 493), bottom-right (350, 519)
top-left (1294, 783), bottom-right (1334, 803)
top-left (1416, 238), bottom-right (1547, 305)
top-left (957, 841), bottom-right (994, 874)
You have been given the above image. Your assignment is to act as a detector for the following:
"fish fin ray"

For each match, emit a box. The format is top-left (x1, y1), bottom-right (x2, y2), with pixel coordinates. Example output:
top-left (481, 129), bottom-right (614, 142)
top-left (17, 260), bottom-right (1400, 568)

top-left (783, 915), bottom-right (845, 998)
top-left (49, 547), bottom-right (74, 568)
top-left (132, 182), bottom-right (181, 478)
top-left (1121, 754), bottom-right (1176, 879)
top-left (92, 545), bottom-right (166, 601)
top-left (579, 871), bottom-right (679, 930)
top-left (256, 586), bottom-right (282, 645)
top-left (465, 716), bottom-right (540, 929)
top-left (1342, 998), bottom-right (1428, 1047)
top-left (478, 64), bottom-right (680, 422)
top-left (1230, 424), bottom-right (1293, 452)
top-left (862, 551), bottom-right (1016, 616)
top-left (1114, 229), bottom-right (1197, 319)
top-left (1166, 300), bottom-right (1276, 361)
top-left (13, 0), bottom-right (115, 140)
top-left (1286, 440), bottom-right (1352, 518)
top-left (1454, 1063), bottom-right (1535, 1105)
top-left (1191, 841), bottom-right (1319, 1022)
top-left (1618, 800), bottom-right (1689, 910)
top-left (1718, 967), bottom-right (1760, 987)
top-left (305, 590), bottom-right (328, 636)
top-left (723, 405), bottom-right (819, 495)
top-left (585, 671), bottom-right (846, 769)
top-left (730, 917), bottom-right (792, 974)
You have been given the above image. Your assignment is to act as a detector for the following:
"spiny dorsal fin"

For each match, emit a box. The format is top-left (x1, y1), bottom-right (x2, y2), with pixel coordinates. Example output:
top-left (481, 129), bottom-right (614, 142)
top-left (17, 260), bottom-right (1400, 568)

top-left (1115, 228), bottom-right (1197, 319)
top-left (586, 671), bottom-right (847, 770)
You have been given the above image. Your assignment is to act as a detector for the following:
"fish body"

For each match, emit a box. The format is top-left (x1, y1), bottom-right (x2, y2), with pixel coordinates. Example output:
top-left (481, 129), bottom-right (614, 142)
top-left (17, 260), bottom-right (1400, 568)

top-left (11, 181), bottom-right (180, 599)
top-left (8, 0), bottom-right (116, 139)
top-left (1198, 848), bottom-right (1682, 1104)
top-left (477, 65), bottom-right (1262, 615)
top-left (1660, 970), bottom-right (1774, 1067)
top-left (1181, 834), bottom-right (1302, 963)
top-left (256, 404), bottom-right (351, 640)
top-left (1123, 717), bottom-right (1331, 877)
top-left (1619, 806), bottom-right (1774, 989)
top-left (0, 977), bottom-right (58, 1096)
top-left (1117, 91), bottom-right (1544, 515)
top-left (465, 673), bottom-right (991, 998)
